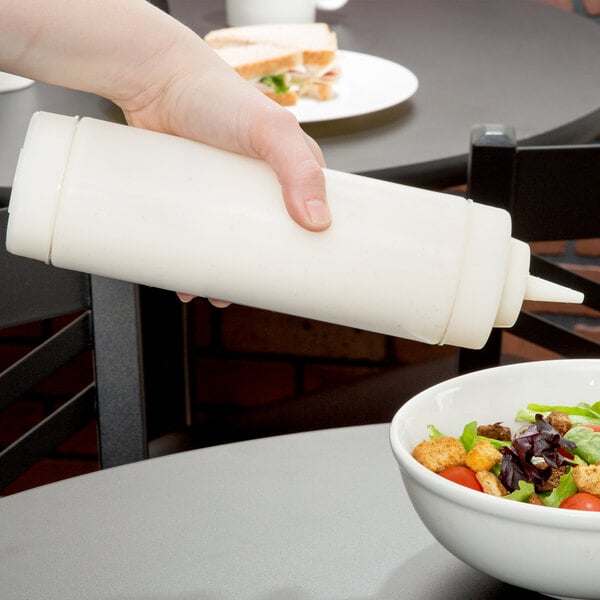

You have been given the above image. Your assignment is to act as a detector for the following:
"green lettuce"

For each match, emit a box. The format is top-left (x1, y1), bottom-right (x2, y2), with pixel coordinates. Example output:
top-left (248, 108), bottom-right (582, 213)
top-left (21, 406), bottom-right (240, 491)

top-left (260, 74), bottom-right (289, 94)
top-left (541, 471), bottom-right (578, 508)
top-left (516, 402), bottom-right (600, 427)
top-left (505, 480), bottom-right (535, 503)
top-left (564, 426), bottom-right (600, 464)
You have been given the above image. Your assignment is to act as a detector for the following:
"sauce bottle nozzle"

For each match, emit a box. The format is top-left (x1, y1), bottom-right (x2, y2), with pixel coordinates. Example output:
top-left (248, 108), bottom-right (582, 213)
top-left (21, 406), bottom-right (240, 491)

top-left (524, 275), bottom-right (584, 304)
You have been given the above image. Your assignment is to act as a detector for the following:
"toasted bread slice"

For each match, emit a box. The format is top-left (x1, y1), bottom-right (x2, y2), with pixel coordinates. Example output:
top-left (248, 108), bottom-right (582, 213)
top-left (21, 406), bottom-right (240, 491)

top-left (299, 81), bottom-right (334, 101)
top-left (205, 23), bottom-right (338, 69)
top-left (215, 44), bottom-right (301, 80)
top-left (264, 89), bottom-right (298, 106)
top-left (215, 44), bottom-right (301, 105)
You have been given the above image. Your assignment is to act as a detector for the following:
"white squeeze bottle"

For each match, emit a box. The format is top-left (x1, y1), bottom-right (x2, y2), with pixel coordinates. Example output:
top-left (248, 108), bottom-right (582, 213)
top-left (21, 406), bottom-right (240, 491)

top-left (5, 112), bottom-right (583, 349)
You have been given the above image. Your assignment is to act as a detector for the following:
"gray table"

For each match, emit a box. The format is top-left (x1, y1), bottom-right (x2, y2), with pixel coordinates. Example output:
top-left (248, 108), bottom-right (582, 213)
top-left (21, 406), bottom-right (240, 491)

top-left (1, 0), bottom-right (599, 194)
top-left (0, 424), bottom-right (543, 599)
top-left (171, 0), bottom-right (600, 187)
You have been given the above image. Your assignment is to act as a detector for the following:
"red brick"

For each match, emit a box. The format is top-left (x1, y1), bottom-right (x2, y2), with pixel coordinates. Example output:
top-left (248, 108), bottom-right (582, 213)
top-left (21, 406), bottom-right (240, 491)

top-left (192, 356), bottom-right (295, 407)
top-left (522, 299), bottom-right (600, 319)
top-left (567, 263), bottom-right (600, 283)
top-left (502, 332), bottom-right (561, 362)
top-left (530, 240), bottom-right (568, 256)
top-left (220, 306), bottom-right (386, 361)
top-left (574, 239), bottom-right (600, 258)
top-left (443, 184), bottom-right (467, 195)
top-left (303, 364), bottom-right (384, 393)
top-left (573, 323), bottom-right (600, 343)
top-left (392, 338), bottom-right (457, 364)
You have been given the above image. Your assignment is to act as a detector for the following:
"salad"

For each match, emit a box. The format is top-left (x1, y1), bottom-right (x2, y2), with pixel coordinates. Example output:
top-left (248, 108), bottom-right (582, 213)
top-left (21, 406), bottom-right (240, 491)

top-left (412, 401), bottom-right (600, 511)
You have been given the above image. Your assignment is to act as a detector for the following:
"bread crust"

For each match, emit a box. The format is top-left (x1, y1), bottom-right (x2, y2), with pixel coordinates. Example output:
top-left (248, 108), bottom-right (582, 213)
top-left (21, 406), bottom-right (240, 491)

top-left (207, 24), bottom-right (338, 104)
top-left (299, 81), bottom-right (333, 101)
top-left (206, 23), bottom-right (337, 68)
top-left (264, 89), bottom-right (298, 106)
top-left (234, 53), bottom-right (300, 80)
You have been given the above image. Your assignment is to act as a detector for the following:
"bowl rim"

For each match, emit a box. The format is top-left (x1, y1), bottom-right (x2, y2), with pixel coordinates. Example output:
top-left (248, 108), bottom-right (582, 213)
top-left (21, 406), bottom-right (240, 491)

top-left (389, 358), bottom-right (600, 529)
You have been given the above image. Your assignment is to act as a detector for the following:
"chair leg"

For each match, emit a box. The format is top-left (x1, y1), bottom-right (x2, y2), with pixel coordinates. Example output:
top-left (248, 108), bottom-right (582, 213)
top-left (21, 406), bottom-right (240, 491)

top-left (91, 275), bottom-right (148, 468)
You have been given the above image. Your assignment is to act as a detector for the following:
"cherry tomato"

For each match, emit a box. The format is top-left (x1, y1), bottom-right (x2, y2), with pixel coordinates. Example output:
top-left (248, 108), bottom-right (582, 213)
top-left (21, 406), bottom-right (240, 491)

top-left (559, 492), bottom-right (600, 512)
top-left (438, 466), bottom-right (483, 492)
top-left (581, 423), bottom-right (600, 432)
top-left (558, 447), bottom-right (574, 459)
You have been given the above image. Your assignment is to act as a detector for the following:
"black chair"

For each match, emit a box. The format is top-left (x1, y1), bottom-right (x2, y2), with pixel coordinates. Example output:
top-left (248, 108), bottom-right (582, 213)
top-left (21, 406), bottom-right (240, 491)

top-left (0, 205), bottom-right (148, 491)
top-left (458, 125), bottom-right (600, 373)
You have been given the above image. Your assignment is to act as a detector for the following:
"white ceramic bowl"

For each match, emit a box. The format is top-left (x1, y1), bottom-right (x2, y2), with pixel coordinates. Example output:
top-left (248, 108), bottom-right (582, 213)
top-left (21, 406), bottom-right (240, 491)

top-left (390, 359), bottom-right (600, 600)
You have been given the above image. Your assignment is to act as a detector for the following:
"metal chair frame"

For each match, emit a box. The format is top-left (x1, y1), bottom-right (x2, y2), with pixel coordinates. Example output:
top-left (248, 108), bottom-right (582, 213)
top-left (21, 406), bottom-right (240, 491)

top-left (458, 125), bottom-right (600, 373)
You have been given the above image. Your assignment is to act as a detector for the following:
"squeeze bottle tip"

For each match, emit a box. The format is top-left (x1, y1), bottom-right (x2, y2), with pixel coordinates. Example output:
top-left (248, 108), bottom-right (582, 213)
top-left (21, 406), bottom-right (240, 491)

top-left (524, 275), bottom-right (584, 304)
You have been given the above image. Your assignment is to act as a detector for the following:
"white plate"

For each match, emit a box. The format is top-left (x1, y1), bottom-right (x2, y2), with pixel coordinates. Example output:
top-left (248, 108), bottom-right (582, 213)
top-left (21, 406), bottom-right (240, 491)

top-left (287, 50), bottom-right (418, 123)
top-left (0, 72), bottom-right (35, 93)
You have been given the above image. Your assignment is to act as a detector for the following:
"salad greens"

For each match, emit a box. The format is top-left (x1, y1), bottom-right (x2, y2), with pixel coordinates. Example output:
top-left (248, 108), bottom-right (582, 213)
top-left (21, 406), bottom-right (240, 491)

top-left (428, 401), bottom-right (600, 507)
top-left (260, 74), bottom-right (289, 94)
top-left (498, 414), bottom-right (575, 493)
top-left (564, 426), bottom-right (600, 464)
top-left (516, 401), bottom-right (600, 427)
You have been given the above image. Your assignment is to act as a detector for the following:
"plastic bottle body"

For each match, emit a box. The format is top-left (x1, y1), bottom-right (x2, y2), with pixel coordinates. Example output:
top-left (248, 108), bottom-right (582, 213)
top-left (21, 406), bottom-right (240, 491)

top-left (6, 112), bottom-right (582, 350)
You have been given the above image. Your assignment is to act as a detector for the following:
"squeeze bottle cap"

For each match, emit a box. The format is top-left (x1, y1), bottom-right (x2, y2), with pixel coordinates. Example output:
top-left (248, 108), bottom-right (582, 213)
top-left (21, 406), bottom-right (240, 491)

top-left (524, 275), bottom-right (584, 304)
top-left (442, 204), bottom-right (584, 349)
top-left (492, 240), bottom-right (584, 328)
top-left (5, 112), bottom-right (78, 263)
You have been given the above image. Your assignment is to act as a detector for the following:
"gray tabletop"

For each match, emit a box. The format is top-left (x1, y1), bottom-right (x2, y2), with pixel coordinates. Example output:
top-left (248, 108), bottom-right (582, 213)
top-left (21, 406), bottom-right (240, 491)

top-left (1, 0), bottom-right (599, 194)
top-left (171, 0), bottom-right (600, 187)
top-left (0, 424), bottom-right (541, 599)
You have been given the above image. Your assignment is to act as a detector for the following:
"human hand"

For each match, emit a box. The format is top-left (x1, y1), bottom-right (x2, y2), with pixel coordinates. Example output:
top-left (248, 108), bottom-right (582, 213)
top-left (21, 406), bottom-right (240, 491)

top-left (1, 0), bottom-right (331, 306)
top-left (114, 8), bottom-right (332, 304)
top-left (117, 34), bottom-right (331, 233)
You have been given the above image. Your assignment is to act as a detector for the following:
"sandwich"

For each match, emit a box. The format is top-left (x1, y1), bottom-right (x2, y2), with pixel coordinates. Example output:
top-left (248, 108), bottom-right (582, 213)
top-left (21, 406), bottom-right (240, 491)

top-left (205, 23), bottom-right (341, 106)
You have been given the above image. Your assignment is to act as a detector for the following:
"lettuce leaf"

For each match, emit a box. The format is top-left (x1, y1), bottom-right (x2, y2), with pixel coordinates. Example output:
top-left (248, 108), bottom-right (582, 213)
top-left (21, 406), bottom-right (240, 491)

top-left (517, 402), bottom-right (600, 427)
top-left (427, 424), bottom-right (446, 439)
top-left (260, 74), bottom-right (289, 94)
top-left (459, 421), bottom-right (478, 452)
top-left (505, 480), bottom-right (535, 503)
top-left (540, 471), bottom-right (578, 508)
top-left (564, 426), bottom-right (600, 464)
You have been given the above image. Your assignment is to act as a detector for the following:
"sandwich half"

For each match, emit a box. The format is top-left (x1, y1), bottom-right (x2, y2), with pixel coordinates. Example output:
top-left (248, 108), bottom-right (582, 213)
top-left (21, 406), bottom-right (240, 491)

top-left (206, 23), bottom-right (341, 105)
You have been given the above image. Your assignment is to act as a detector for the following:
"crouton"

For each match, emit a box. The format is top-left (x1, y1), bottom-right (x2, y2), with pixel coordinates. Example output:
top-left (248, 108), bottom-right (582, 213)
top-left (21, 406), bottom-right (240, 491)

top-left (476, 422), bottom-right (511, 442)
top-left (572, 463), bottom-right (600, 496)
top-left (546, 411), bottom-right (572, 436)
top-left (528, 492), bottom-right (545, 506)
top-left (537, 465), bottom-right (568, 492)
top-left (412, 436), bottom-right (466, 473)
top-left (465, 440), bottom-right (502, 472)
top-left (475, 470), bottom-right (507, 497)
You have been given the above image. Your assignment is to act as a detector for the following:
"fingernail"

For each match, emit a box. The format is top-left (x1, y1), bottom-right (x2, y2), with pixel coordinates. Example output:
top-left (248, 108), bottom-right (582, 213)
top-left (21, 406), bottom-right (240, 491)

top-left (305, 199), bottom-right (331, 226)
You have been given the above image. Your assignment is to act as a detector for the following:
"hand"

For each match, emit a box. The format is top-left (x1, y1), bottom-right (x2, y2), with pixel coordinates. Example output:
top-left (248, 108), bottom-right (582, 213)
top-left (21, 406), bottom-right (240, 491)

top-left (114, 9), bottom-right (332, 305)
top-left (1, 0), bottom-right (331, 307)
top-left (118, 33), bottom-right (331, 233)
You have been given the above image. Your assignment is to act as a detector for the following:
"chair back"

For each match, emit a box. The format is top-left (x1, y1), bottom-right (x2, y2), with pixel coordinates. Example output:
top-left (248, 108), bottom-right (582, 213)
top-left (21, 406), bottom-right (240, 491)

top-left (459, 125), bottom-right (600, 373)
top-left (0, 206), bottom-right (147, 492)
